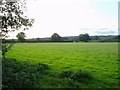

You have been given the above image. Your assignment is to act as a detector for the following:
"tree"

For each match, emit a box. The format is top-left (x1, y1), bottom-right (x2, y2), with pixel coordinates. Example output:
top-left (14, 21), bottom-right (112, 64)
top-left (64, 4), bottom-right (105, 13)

top-left (36, 37), bottom-right (41, 42)
top-left (115, 35), bottom-right (120, 42)
top-left (94, 36), bottom-right (99, 40)
top-left (0, 0), bottom-right (34, 58)
top-left (51, 33), bottom-right (62, 42)
top-left (16, 32), bottom-right (26, 42)
top-left (79, 33), bottom-right (90, 42)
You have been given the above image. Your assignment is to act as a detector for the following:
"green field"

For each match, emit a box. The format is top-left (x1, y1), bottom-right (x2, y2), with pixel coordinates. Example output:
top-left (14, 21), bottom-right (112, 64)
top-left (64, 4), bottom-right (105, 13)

top-left (6, 42), bottom-right (119, 88)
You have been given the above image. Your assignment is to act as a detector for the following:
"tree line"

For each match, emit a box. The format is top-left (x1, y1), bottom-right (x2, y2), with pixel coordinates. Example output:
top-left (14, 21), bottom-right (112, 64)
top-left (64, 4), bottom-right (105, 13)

top-left (3, 32), bottom-right (119, 43)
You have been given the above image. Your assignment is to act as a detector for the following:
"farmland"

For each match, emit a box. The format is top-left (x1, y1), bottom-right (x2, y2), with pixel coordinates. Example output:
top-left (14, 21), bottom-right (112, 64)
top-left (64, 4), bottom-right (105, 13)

top-left (6, 42), bottom-right (119, 88)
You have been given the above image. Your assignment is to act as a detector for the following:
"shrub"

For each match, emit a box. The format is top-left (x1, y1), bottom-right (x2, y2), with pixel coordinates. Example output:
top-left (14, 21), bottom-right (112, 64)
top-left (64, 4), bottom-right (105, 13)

top-left (60, 70), bottom-right (73, 78)
top-left (71, 70), bottom-right (93, 82)
top-left (2, 58), bottom-right (49, 89)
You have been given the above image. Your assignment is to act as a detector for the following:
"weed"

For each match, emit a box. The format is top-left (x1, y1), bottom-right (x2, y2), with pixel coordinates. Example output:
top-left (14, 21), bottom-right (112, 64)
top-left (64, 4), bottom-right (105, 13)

top-left (71, 70), bottom-right (93, 83)
top-left (60, 70), bottom-right (73, 78)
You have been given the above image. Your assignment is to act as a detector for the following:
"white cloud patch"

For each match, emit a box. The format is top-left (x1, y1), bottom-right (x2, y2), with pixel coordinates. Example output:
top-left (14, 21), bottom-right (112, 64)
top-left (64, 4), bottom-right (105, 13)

top-left (95, 31), bottom-right (117, 35)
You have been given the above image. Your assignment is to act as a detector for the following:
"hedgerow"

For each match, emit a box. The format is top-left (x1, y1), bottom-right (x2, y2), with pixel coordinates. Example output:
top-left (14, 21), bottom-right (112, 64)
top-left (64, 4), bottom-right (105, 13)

top-left (2, 58), bottom-right (49, 89)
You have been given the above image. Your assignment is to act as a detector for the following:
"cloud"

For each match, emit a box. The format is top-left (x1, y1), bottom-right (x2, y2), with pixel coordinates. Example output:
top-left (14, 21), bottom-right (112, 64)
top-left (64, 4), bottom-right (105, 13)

top-left (80, 27), bottom-right (117, 31)
top-left (79, 27), bottom-right (118, 35)
top-left (95, 31), bottom-right (117, 34)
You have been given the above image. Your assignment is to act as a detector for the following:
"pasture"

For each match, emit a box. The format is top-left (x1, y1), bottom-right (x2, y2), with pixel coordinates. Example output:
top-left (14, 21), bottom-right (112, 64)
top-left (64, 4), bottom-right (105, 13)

top-left (6, 42), bottom-right (119, 88)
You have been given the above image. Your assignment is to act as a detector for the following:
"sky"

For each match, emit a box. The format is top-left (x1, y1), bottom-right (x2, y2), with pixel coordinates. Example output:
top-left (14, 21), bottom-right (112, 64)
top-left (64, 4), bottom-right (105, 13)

top-left (8, 0), bottom-right (119, 39)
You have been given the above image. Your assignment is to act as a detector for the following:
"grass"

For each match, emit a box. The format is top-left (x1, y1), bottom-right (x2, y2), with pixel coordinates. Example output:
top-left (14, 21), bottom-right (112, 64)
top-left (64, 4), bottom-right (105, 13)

top-left (6, 42), bottom-right (119, 88)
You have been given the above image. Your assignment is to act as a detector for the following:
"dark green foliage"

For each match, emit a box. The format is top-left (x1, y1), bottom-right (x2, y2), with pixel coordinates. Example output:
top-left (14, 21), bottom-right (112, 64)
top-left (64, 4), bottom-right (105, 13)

top-left (59, 70), bottom-right (93, 83)
top-left (2, 58), bottom-right (49, 89)
top-left (51, 33), bottom-right (62, 42)
top-left (60, 70), bottom-right (73, 78)
top-left (115, 35), bottom-right (120, 42)
top-left (0, 0), bottom-right (34, 58)
top-left (94, 36), bottom-right (99, 40)
top-left (71, 70), bottom-right (93, 82)
top-left (1, 43), bottom-right (14, 58)
top-left (79, 33), bottom-right (90, 42)
top-left (16, 32), bottom-right (26, 42)
top-left (0, 0), bottom-right (34, 39)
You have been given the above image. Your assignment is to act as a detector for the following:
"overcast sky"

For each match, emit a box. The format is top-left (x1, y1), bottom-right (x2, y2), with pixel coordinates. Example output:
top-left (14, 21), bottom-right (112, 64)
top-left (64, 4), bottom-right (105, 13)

top-left (9, 0), bottom-right (119, 39)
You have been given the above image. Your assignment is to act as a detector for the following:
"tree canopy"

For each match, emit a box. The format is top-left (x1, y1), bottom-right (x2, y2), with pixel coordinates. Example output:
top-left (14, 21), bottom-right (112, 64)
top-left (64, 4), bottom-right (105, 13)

top-left (51, 33), bottom-right (62, 42)
top-left (16, 32), bottom-right (26, 42)
top-left (0, 0), bottom-right (34, 58)
top-left (0, 0), bottom-right (34, 39)
top-left (79, 33), bottom-right (90, 42)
